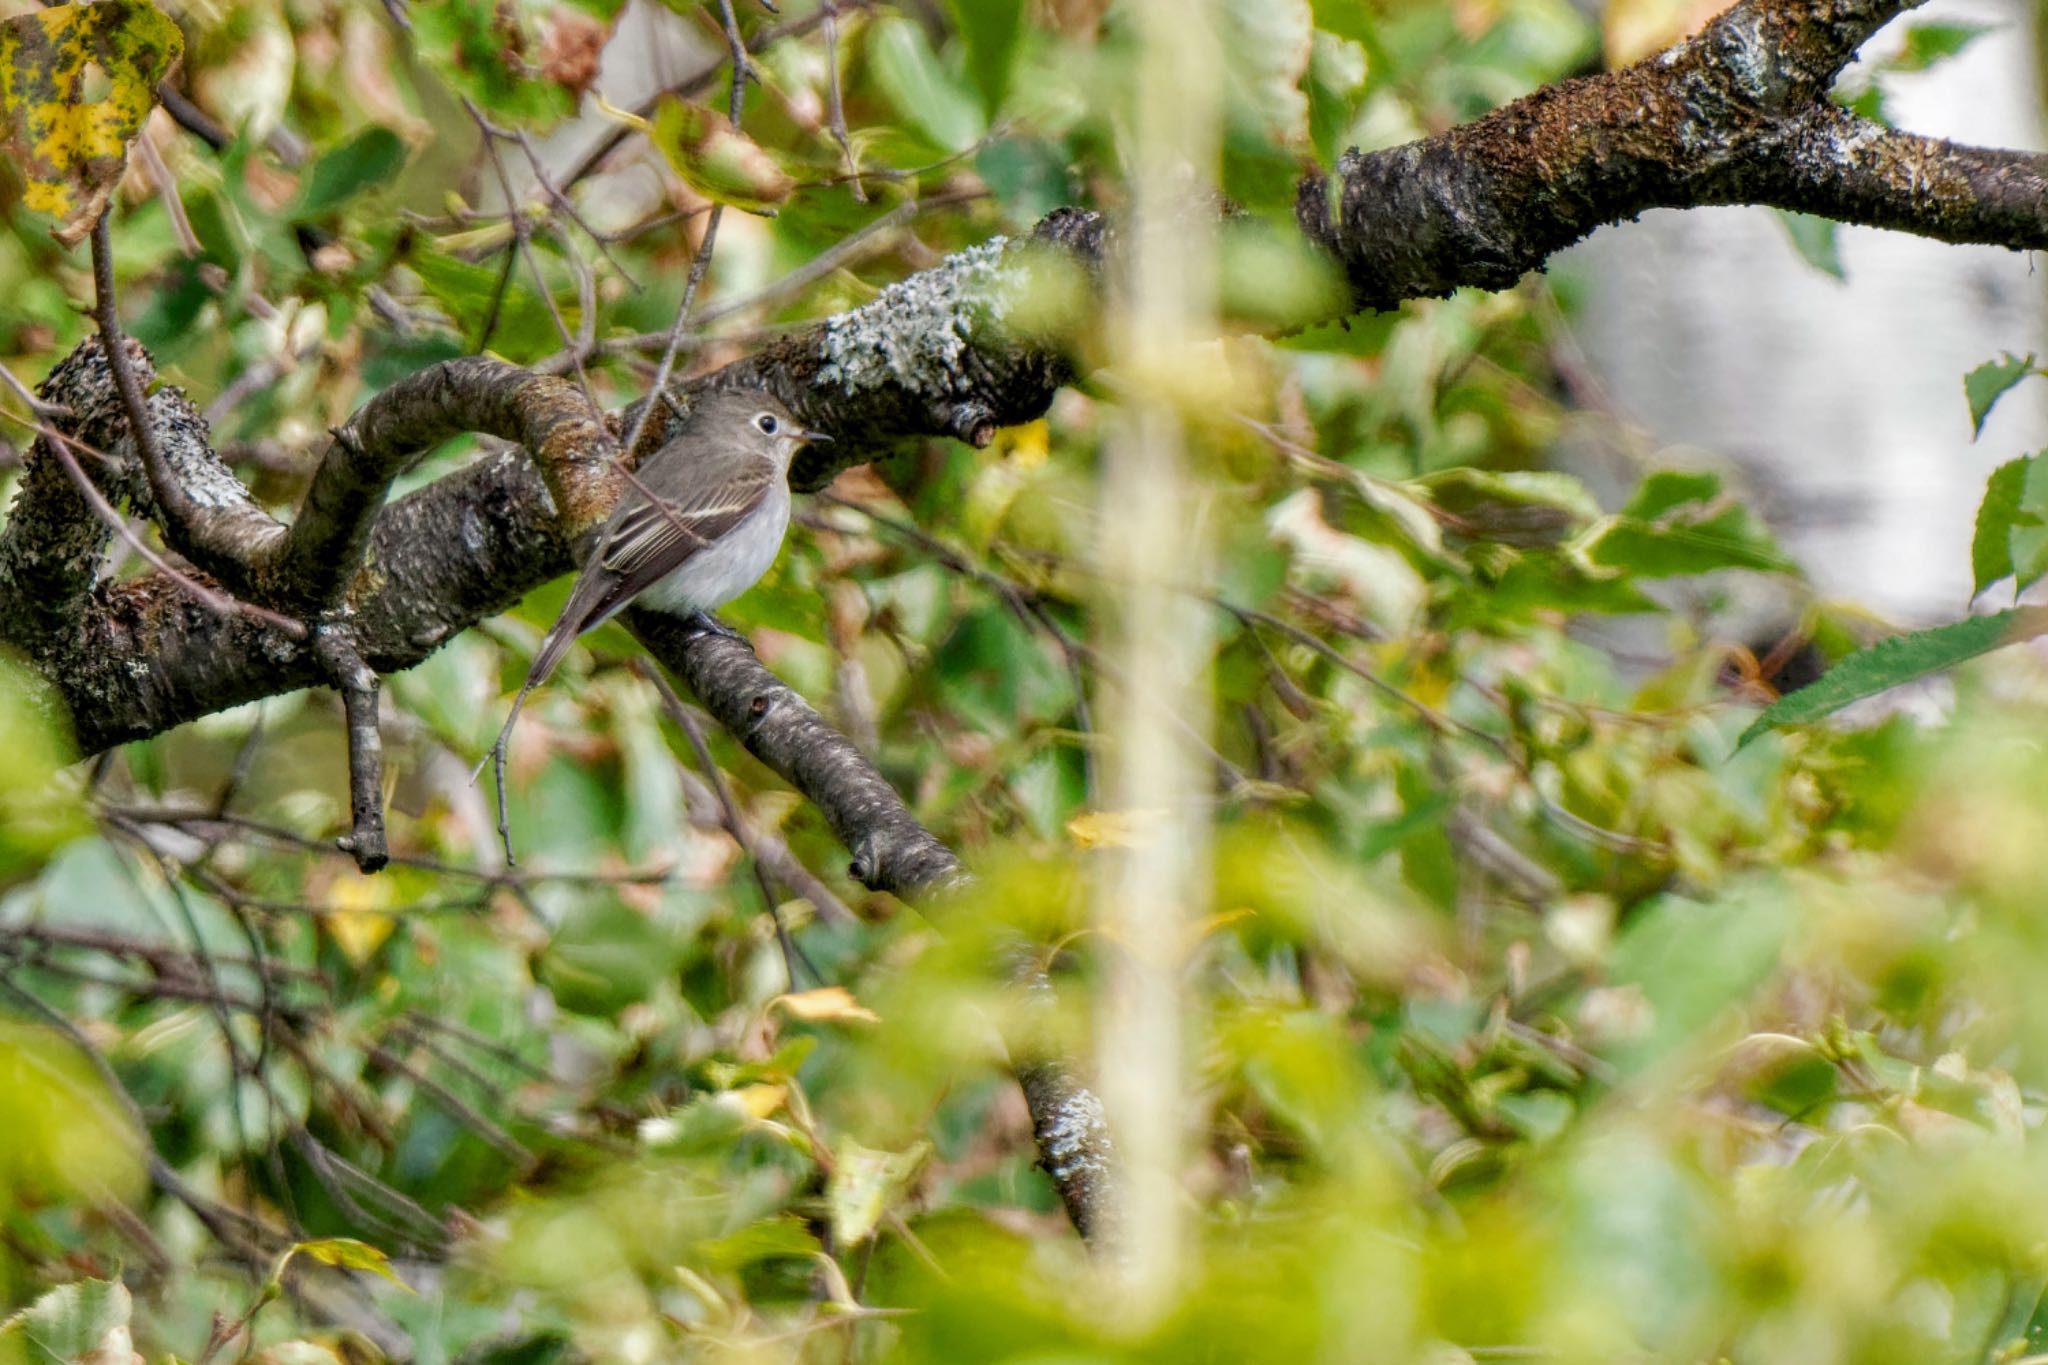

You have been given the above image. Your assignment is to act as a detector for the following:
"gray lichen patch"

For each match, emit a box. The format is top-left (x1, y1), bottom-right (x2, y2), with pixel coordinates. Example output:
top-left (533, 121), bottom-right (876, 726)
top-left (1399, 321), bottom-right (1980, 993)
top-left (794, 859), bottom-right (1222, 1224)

top-left (153, 390), bottom-right (256, 513)
top-left (1039, 1085), bottom-right (1112, 1182)
top-left (815, 236), bottom-right (1014, 400)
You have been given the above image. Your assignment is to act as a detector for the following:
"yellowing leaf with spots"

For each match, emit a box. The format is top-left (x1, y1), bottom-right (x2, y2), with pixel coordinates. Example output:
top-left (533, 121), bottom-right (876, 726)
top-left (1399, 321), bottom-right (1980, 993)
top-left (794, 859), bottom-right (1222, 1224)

top-left (0, 0), bottom-right (183, 246)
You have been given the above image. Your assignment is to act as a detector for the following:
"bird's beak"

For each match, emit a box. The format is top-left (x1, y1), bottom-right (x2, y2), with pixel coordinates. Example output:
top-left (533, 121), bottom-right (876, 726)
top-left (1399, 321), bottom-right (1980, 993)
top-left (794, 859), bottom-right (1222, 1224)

top-left (794, 425), bottom-right (832, 444)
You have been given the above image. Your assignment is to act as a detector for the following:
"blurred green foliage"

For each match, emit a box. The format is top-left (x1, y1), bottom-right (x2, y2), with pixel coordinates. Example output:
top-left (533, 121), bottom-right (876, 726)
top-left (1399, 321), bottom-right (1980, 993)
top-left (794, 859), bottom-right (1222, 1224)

top-left (0, 0), bottom-right (2038, 1362)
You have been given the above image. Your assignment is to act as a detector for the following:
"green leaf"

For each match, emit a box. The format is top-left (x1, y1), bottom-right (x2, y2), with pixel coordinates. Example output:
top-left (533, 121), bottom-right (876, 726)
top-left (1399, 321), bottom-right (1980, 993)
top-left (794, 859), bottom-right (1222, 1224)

top-left (1621, 469), bottom-right (1723, 520)
top-left (410, 0), bottom-right (601, 130)
top-left (293, 126), bottom-right (408, 221)
top-left (1771, 209), bottom-right (1845, 281)
top-left (1309, 0), bottom-right (1374, 43)
top-left (652, 96), bottom-right (794, 215)
top-left (1888, 20), bottom-right (1994, 72)
top-left (943, 0), bottom-right (1026, 119)
top-left (827, 1139), bottom-right (928, 1247)
top-left (1970, 455), bottom-right (2034, 595)
top-left (0, 1279), bottom-right (132, 1365)
top-left (411, 244), bottom-right (571, 360)
top-left (867, 15), bottom-right (986, 153)
top-left (1419, 468), bottom-right (1600, 547)
top-left (539, 899), bottom-right (687, 1017)
top-left (2010, 456), bottom-right (2048, 592)
top-left (1738, 609), bottom-right (2043, 746)
top-left (693, 1215), bottom-right (821, 1273)
top-left (1965, 351), bottom-right (2037, 438)
top-left (1589, 500), bottom-right (1795, 579)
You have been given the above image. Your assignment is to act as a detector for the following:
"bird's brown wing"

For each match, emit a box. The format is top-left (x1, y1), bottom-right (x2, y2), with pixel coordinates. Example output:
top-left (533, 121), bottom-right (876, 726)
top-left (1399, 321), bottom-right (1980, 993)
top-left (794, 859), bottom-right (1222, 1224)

top-left (482, 452), bottom-right (780, 770)
top-left (596, 453), bottom-right (778, 595)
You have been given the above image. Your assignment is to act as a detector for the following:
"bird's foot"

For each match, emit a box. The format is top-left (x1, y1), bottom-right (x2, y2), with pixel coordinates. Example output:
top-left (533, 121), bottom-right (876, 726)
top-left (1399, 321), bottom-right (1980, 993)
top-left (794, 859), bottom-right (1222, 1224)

top-left (683, 611), bottom-right (749, 645)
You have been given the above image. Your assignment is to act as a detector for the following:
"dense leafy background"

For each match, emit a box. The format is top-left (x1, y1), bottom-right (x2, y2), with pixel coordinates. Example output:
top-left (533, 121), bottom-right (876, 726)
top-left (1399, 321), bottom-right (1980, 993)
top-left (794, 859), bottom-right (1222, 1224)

top-left (1, 0), bottom-right (2044, 1361)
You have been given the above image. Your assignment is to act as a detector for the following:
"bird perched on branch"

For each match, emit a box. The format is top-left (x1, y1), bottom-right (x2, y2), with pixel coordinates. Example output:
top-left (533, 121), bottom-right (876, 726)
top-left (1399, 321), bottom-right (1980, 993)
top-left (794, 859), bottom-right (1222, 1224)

top-left (478, 390), bottom-right (830, 777)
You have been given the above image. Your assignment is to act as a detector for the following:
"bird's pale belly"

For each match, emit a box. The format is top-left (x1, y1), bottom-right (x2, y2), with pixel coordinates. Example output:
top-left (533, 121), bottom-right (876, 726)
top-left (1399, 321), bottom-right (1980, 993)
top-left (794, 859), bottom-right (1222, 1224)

top-left (636, 485), bottom-right (792, 615)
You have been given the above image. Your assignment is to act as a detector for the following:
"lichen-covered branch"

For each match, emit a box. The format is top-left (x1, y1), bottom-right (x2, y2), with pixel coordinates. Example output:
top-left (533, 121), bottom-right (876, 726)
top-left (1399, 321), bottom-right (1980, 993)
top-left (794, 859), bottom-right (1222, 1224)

top-left (0, 340), bottom-right (144, 648)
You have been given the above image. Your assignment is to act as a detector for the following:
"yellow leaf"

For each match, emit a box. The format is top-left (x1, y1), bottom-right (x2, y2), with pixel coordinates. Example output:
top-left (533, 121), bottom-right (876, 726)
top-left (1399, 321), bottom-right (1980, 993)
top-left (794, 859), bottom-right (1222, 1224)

top-left (0, 0), bottom-right (183, 245)
top-left (997, 420), bottom-right (1050, 470)
top-left (735, 1083), bottom-right (787, 1119)
top-left (652, 96), bottom-right (794, 216)
top-left (1066, 808), bottom-right (1166, 849)
top-left (772, 986), bottom-right (879, 1025)
top-left (321, 872), bottom-right (395, 966)
top-left (276, 1236), bottom-right (410, 1289)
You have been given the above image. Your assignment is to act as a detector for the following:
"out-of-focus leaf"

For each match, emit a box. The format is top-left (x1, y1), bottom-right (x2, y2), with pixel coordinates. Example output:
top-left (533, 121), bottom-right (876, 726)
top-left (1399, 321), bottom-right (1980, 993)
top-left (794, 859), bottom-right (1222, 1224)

top-left (411, 0), bottom-right (611, 130)
top-left (1964, 351), bottom-right (2037, 438)
top-left (943, 0), bottom-right (1026, 118)
top-left (827, 1139), bottom-right (927, 1246)
top-left (1738, 609), bottom-right (2041, 746)
top-left (1309, 0), bottom-right (1374, 43)
top-left (774, 986), bottom-right (880, 1024)
top-left (1219, 0), bottom-right (1315, 149)
top-left (1420, 468), bottom-right (1600, 546)
top-left (0, 1025), bottom-right (146, 1206)
top-left (278, 1236), bottom-right (410, 1288)
top-left (0, 0), bottom-right (183, 245)
top-left (1219, 224), bottom-right (1345, 332)
top-left (1772, 209), bottom-right (1845, 281)
top-left (867, 15), bottom-right (986, 152)
top-left (652, 97), bottom-right (795, 216)
top-left (1608, 886), bottom-right (1789, 1068)
top-left (975, 137), bottom-right (1072, 222)
top-left (411, 245), bottom-right (572, 359)
top-left (693, 1215), bottom-right (820, 1273)
top-left (1888, 20), bottom-right (1994, 72)
top-left (0, 1278), bottom-right (133, 1365)
top-left (292, 127), bottom-right (408, 221)
top-left (0, 657), bottom-right (86, 879)
top-left (1970, 455), bottom-right (2035, 595)
top-left (1307, 29), bottom-right (1369, 162)
top-left (1588, 482), bottom-right (1795, 579)
top-left (539, 900), bottom-right (687, 1016)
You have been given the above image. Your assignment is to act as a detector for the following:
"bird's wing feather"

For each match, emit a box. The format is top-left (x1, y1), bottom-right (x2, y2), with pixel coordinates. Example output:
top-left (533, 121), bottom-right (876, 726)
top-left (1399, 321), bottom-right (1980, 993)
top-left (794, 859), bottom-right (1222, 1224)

top-left (598, 454), bottom-right (777, 588)
top-left (479, 452), bottom-right (781, 770)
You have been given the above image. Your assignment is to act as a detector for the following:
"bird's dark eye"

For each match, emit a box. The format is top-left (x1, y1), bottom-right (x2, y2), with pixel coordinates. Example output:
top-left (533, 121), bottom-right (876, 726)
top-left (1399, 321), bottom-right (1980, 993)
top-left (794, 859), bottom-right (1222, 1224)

top-left (755, 413), bottom-right (779, 435)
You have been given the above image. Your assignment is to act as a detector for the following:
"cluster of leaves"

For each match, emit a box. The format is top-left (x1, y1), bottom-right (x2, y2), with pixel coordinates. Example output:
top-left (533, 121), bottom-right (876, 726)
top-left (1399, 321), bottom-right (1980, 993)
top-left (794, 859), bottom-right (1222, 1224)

top-left (1, 0), bottom-right (2046, 1363)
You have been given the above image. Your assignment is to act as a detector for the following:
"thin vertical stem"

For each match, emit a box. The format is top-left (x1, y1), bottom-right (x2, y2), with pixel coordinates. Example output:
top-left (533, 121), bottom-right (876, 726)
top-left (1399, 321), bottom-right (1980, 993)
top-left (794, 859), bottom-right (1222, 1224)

top-left (1094, 0), bottom-right (1220, 1319)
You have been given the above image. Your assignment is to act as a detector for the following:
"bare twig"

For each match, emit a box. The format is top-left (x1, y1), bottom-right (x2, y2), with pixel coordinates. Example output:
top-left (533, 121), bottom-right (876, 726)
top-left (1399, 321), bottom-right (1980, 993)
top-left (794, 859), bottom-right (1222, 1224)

top-left (310, 626), bottom-right (390, 873)
top-left (616, 0), bottom-right (749, 464)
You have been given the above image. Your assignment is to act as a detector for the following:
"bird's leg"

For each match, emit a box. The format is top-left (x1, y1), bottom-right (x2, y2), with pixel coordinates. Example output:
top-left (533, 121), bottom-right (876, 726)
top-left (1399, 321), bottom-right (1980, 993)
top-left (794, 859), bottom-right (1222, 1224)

top-left (683, 611), bottom-right (749, 645)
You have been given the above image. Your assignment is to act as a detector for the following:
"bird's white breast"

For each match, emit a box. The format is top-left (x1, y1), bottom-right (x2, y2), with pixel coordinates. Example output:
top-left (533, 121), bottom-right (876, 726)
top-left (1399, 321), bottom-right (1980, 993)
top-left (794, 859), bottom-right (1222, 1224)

top-left (636, 481), bottom-right (793, 615)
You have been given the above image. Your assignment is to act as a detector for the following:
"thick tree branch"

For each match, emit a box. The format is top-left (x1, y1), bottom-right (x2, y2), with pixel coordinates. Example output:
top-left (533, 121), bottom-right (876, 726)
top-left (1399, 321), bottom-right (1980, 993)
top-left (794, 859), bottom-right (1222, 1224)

top-left (30, 0), bottom-right (2048, 748)
top-left (90, 217), bottom-right (288, 594)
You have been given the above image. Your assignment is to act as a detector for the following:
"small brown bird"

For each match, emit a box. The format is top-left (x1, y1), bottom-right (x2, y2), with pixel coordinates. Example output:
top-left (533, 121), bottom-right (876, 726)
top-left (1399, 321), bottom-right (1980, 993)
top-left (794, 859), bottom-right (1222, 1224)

top-left (480, 390), bottom-right (829, 769)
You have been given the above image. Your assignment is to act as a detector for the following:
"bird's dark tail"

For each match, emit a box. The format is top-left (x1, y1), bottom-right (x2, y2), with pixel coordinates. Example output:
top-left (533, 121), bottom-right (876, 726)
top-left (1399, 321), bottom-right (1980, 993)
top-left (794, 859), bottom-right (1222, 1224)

top-left (470, 558), bottom-right (616, 788)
